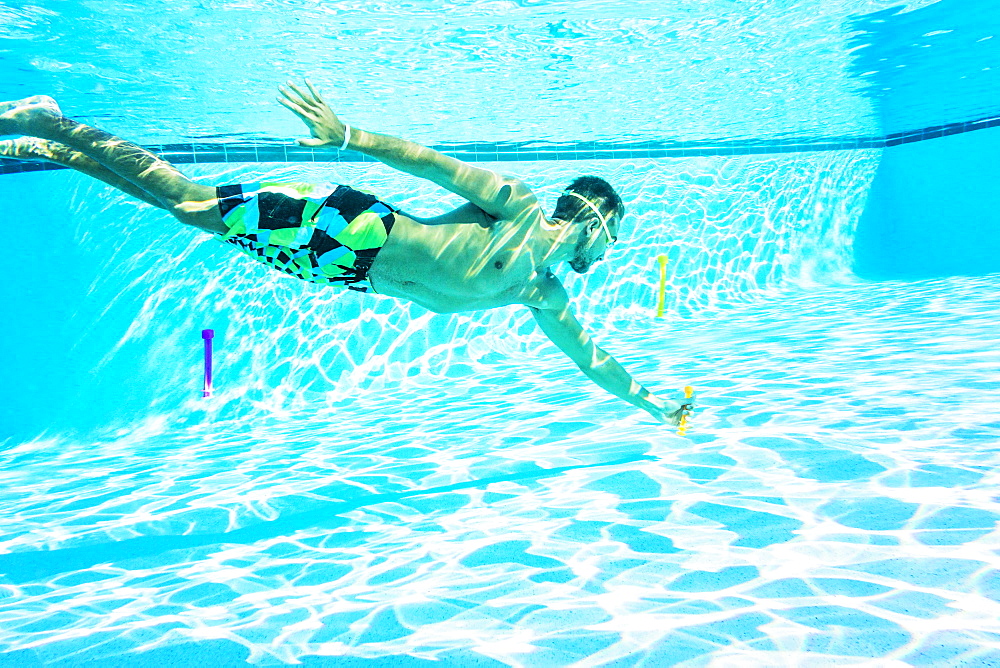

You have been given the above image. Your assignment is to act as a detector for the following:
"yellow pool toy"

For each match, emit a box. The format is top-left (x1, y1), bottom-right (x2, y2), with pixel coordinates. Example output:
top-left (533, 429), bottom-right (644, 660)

top-left (678, 386), bottom-right (695, 436)
top-left (656, 254), bottom-right (669, 318)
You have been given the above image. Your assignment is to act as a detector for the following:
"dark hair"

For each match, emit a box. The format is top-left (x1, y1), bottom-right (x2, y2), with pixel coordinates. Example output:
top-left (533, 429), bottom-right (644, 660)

top-left (553, 176), bottom-right (625, 232)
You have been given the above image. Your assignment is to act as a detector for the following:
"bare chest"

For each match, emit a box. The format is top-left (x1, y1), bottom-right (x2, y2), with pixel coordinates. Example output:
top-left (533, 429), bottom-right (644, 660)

top-left (369, 207), bottom-right (545, 313)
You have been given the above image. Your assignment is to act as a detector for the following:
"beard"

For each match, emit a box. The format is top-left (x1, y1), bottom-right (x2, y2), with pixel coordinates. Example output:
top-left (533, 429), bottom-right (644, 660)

top-left (569, 229), bottom-right (596, 274)
top-left (570, 256), bottom-right (591, 274)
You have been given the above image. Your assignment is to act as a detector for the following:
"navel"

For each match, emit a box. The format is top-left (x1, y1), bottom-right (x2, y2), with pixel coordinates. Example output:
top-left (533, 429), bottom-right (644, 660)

top-left (494, 261), bottom-right (503, 270)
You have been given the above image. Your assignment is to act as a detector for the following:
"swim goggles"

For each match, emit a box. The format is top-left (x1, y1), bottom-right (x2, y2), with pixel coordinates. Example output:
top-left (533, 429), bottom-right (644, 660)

top-left (564, 191), bottom-right (617, 245)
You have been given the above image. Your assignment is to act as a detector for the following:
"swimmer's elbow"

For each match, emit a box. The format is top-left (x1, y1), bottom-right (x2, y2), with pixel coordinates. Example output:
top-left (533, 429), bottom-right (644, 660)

top-left (575, 346), bottom-right (611, 375)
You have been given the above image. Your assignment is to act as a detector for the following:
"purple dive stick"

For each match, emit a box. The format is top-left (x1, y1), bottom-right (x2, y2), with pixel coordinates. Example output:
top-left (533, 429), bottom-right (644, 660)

top-left (202, 329), bottom-right (214, 398)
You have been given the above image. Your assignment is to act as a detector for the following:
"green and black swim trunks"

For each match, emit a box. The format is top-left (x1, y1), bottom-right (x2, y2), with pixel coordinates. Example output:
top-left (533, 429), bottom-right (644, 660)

top-left (214, 182), bottom-right (397, 292)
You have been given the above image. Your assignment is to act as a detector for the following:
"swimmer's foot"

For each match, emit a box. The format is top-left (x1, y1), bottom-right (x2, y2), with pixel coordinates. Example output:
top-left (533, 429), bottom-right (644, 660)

top-left (0, 95), bottom-right (62, 137)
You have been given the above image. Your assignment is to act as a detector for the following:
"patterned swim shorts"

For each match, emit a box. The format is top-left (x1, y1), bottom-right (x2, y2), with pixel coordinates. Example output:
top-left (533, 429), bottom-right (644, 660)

top-left (214, 182), bottom-right (397, 292)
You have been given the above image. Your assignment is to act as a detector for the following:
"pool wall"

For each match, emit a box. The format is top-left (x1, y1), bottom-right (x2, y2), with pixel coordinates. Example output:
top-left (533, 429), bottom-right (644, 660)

top-left (853, 126), bottom-right (1000, 279)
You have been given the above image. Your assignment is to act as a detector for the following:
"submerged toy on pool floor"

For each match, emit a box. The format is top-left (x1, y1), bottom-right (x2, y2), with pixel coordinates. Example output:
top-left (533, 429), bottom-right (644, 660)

top-left (677, 386), bottom-right (696, 436)
top-left (656, 254), bottom-right (669, 318)
top-left (202, 329), bottom-right (214, 398)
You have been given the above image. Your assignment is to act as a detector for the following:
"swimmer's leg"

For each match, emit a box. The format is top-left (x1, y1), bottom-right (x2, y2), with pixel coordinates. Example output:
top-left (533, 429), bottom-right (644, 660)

top-left (0, 137), bottom-right (165, 209)
top-left (0, 96), bottom-right (225, 233)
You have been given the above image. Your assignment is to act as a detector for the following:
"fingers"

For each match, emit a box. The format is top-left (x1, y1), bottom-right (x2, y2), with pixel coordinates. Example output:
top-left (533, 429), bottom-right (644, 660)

top-left (277, 89), bottom-right (305, 116)
top-left (278, 82), bottom-right (313, 109)
top-left (305, 80), bottom-right (324, 105)
top-left (286, 81), bottom-right (316, 106)
top-left (279, 80), bottom-right (331, 118)
top-left (277, 82), bottom-right (298, 101)
top-left (277, 79), bottom-right (339, 143)
top-left (276, 96), bottom-right (312, 124)
top-left (276, 95), bottom-right (297, 110)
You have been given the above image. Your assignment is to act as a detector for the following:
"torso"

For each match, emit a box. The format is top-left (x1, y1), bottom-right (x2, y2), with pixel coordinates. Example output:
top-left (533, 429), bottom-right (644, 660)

top-left (368, 200), bottom-right (555, 313)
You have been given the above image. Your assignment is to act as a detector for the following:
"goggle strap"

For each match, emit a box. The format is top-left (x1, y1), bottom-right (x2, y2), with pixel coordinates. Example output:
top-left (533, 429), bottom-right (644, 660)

top-left (564, 191), bottom-right (614, 244)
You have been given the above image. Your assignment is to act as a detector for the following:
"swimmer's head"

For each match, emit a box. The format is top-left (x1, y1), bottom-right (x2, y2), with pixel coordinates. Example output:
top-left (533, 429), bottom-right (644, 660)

top-left (553, 176), bottom-right (625, 274)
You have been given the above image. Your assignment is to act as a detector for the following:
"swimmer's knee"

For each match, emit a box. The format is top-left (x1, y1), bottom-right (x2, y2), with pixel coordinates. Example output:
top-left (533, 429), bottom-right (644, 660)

top-left (169, 181), bottom-right (215, 206)
top-left (169, 183), bottom-right (218, 218)
top-left (171, 199), bottom-right (226, 234)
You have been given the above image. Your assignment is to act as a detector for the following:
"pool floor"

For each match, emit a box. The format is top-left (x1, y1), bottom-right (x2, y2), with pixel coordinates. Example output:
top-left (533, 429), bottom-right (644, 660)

top-left (1, 275), bottom-right (998, 666)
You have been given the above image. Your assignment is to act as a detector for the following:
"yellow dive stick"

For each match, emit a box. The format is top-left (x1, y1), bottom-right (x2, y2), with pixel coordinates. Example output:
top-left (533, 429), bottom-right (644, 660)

top-left (678, 386), bottom-right (695, 436)
top-left (656, 254), bottom-right (669, 318)
top-left (654, 255), bottom-right (694, 434)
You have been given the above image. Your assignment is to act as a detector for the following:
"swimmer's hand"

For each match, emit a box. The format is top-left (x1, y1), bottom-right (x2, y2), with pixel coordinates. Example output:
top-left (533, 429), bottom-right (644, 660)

top-left (277, 80), bottom-right (347, 148)
top-left (646, 398), bottom-right (688, 426)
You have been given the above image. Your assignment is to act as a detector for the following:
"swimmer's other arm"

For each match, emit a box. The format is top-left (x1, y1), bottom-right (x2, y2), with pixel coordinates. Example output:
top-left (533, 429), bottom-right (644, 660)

top-left (527, 278), bottom-right (686, 426)
top-left (278, 80), bottom-right (534, 220)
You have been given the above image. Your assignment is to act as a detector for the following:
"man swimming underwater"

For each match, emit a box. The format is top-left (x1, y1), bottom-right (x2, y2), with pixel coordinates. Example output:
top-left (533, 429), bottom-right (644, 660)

top-left (0, 82), bottom-right (688, 425)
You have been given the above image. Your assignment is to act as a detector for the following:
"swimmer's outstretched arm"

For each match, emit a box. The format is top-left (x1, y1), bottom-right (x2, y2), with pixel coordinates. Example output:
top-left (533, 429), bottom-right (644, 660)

top-left (279, 81), bottom-right (538, 221)
top-left (526, 273), bottom-right (686, 426)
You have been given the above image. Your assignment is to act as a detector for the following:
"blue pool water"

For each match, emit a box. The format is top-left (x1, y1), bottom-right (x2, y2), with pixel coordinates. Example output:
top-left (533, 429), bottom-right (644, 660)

top-left (2, 0), bottom-right (1000, 666)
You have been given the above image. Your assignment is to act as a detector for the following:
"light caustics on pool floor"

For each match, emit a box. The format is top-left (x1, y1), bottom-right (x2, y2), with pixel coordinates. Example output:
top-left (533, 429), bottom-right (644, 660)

top-left (0, 275), bottom-right (998, 666)
top-left (27, 151), bottom-right (871, 436)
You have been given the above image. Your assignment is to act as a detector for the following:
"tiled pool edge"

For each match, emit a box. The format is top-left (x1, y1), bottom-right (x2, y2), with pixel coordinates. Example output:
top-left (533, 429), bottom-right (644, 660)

top-left (2, 114), bottom-right (999, 175)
